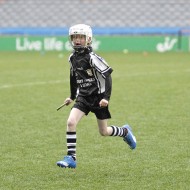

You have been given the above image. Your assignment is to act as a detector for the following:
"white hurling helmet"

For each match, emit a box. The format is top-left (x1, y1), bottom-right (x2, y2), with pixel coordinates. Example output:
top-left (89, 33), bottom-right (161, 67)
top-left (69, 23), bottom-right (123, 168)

top-left (69, 24), bottom-right (92, 49)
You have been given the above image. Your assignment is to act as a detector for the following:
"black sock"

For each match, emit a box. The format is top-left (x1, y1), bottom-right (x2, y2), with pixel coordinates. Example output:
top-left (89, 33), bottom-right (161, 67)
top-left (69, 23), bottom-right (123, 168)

top-left (66, 131), bottom-right (76, 160)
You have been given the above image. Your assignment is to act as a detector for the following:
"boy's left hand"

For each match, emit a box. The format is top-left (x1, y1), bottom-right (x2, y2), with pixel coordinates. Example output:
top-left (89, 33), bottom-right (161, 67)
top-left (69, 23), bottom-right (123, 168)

top-left (99, 99), bottom-right (109, 107)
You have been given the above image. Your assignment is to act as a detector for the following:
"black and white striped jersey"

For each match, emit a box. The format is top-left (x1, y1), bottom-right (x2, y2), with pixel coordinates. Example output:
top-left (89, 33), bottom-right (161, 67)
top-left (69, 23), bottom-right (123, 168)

top-left (68, 48), bottom-right (113, 100)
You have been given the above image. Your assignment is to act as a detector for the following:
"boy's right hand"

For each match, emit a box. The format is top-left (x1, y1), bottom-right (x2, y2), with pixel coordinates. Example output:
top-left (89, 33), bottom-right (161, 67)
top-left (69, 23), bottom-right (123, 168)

top-left (64, 98), bottom-right (73, 105)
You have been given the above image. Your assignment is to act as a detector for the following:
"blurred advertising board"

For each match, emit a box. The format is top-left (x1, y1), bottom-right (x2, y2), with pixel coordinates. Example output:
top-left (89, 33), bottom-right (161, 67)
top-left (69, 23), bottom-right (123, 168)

top-left (0, 36), bottom-right (189, 52)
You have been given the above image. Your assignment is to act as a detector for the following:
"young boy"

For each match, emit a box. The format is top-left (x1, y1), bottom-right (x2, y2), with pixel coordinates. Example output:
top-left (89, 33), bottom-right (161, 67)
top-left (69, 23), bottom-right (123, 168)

top-left (57, 24), bottom-right (136, 168)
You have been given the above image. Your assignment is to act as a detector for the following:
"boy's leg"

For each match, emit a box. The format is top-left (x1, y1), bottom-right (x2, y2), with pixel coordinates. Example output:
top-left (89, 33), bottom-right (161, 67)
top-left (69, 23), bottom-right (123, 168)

top-left (97, 119), bottom-right (125, 137)
top-left (97, 119), bottom-right (136, 149)
top-left (66, 108), bottom-right (85, 159)
top-left (57, 108), bottom-right (85, 168)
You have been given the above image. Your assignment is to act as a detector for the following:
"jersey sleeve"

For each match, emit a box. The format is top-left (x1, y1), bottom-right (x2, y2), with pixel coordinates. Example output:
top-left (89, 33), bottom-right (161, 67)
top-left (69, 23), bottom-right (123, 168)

top-left (104, 74), bottom-right (112, 101)
top-left (70, 72), bottom-right (77, 100)
top-left (68, 53), bottom-right (77, 100)
top-left (90, 53), bottom-right (113, 78)
top-left (68, 53), bottom-right (74, 75)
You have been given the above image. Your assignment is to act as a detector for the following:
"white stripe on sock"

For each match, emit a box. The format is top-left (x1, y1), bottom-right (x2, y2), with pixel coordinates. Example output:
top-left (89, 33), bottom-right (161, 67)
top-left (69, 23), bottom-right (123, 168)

top-left (66, 134), bottom-right (77, 139)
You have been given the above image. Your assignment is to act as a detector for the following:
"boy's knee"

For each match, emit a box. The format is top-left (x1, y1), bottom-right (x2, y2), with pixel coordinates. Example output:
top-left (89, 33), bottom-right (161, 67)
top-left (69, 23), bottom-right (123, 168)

top-left (67, 119), bottom-right (76, 130)
top-left (99, 130), bottom-right (108, 136)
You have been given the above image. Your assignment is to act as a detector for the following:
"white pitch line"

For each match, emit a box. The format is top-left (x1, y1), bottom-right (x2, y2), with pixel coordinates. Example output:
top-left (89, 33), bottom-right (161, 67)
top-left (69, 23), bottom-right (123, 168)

top-left (0, 69), bottom-right (189, 90)
top-left (0, 80), bottom-right (68, 90)
top-left (114, 69), bottom-right (190, 78)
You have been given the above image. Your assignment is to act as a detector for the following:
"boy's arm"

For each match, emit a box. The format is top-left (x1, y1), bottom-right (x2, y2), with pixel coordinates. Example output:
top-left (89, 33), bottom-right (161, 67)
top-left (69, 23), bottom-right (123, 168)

top-left (70, 72), bottom-right (77, 100)
top-left (99, 75), bottom-right (112, 107)
top-left (104, 75), bottom-right (112, 101)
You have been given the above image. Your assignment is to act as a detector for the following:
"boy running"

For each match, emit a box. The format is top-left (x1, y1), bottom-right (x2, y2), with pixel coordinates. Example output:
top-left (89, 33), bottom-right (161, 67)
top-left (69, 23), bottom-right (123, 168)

top-left (57, 24), bottom-right (136, 168)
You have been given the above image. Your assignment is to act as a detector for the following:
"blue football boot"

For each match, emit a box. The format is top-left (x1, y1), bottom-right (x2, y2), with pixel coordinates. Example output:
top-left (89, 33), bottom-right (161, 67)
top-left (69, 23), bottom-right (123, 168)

top-left (122, 125), bottom-right (136, 149)
top-left (57, 156), bottom-right (76, 168)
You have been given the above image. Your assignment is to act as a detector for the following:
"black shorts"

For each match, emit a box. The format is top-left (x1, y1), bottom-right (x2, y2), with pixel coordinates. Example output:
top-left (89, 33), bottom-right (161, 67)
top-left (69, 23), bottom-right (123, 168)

top-left (73, 94), bottom-right (111, 120)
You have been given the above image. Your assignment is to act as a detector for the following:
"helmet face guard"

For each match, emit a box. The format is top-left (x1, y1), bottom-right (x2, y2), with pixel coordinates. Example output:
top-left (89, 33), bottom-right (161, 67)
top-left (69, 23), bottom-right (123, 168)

top-left (69, 24), bottom-right (92, 50)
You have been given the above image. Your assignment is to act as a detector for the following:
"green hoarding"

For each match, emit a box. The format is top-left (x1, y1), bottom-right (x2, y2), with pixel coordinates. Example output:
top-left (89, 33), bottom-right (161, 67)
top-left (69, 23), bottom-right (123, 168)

top-left (0, 36), bottom-right (189, 52)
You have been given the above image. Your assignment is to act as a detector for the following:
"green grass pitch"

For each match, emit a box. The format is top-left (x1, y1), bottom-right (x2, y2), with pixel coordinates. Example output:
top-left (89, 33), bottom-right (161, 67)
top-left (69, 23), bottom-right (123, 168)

top-left (0, 51), bottom-right (190, 190)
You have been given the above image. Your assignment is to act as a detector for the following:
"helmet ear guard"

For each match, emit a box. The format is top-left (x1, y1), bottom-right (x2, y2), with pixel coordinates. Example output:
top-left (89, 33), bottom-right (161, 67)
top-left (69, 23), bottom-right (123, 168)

top-left (69, 24), bottom-right (93, 50)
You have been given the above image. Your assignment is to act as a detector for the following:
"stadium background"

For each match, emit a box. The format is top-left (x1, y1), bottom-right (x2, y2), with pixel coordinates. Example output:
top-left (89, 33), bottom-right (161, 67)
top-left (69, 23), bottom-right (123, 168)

top-left (0, 0), bottom-right (190, 52)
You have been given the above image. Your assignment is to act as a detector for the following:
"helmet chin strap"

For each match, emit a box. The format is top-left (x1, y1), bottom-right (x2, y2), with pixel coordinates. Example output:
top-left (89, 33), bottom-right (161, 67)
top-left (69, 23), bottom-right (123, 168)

top-left (73, 45), bottom-right (86, 53)
top-left (73, 44), bottom-right (92, 53)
